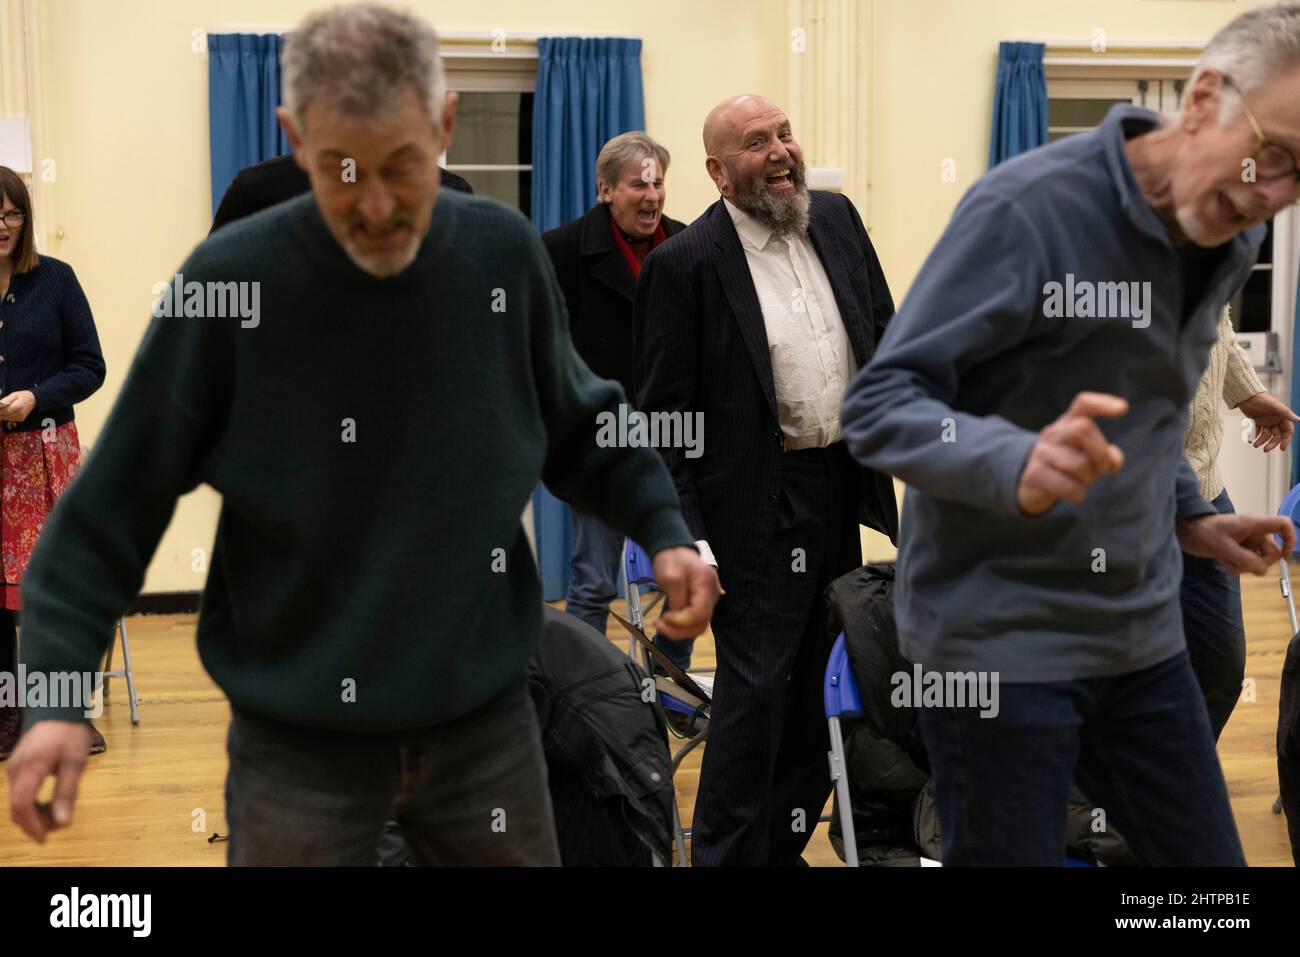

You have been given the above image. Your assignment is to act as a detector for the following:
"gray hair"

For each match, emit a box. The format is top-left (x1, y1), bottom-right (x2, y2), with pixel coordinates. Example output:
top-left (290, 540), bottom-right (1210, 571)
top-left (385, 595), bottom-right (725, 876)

top-left (1192, 3), bottom-right (1300, 119)
top-left (282, 4), bottom-right (447, 133)
top-left (595, 132), bottom-right (671, 200)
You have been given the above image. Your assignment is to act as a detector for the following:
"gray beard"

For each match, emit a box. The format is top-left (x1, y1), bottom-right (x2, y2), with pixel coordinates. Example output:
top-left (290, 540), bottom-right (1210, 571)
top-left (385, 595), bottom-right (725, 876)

top-left (732, 177), bottom-right (811, 238)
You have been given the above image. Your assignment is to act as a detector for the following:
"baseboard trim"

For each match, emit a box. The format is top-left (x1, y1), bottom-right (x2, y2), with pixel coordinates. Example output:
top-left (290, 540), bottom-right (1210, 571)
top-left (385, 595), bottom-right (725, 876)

top-left (129, 591), bottom-right (202, 616)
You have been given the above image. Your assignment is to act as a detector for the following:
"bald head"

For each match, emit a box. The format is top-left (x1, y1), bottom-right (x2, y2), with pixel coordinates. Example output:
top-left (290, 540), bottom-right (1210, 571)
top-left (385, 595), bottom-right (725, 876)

top-left (702, 93), bottom-right (809, 236)
top-left (703, 94), bottom-right (783, 155)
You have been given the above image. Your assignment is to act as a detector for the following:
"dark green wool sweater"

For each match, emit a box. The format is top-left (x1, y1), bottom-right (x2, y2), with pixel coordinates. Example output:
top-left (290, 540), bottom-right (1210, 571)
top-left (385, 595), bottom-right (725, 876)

top-left (20, 190), bottom-right (693, 732)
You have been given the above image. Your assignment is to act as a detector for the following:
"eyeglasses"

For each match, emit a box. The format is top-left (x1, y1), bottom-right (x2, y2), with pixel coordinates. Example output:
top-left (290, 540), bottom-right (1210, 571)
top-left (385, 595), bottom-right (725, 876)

top-left (1222, 74), bottom-right (1300, 197)
top-left (0, 211), bottom-right (24, 229)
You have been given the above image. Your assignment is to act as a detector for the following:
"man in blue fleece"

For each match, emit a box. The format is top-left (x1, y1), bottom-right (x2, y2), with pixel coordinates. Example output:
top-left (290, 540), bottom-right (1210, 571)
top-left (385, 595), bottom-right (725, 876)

top-left (842, 5), bottom-right (1300, 865)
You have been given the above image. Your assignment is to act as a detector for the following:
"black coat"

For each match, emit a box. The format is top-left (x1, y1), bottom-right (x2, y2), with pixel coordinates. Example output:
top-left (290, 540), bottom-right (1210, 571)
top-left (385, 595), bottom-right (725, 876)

top-left (542, 203), bottom-right (686, 397)
top-left (1280, 628), bottom-right (1300, 865)
top-left (633, 193), bottom-right (899, 624)
top-left (824, 563), bottom-right (930, 863)
top-left (527, 607), bottom-right (676, 866)
top-left (210, 154), bottom-right (474, 233)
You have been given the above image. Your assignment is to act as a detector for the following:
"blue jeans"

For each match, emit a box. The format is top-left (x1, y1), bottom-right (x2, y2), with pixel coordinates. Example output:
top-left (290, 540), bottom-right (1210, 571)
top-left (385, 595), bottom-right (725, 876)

top-left (564, 507), bottom-right (625, 636)
top-left (565, 506), bottom-right (694, 669)
top-left (918, 651), bottom-right (1245, 866)
top-left (1180, 489), bottom-right (1246, 741)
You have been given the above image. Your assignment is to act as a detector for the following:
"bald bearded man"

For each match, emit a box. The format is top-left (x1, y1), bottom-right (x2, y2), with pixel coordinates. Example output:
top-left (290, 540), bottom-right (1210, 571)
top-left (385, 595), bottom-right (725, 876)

top-left (634, 95), bottom-right (898, 865)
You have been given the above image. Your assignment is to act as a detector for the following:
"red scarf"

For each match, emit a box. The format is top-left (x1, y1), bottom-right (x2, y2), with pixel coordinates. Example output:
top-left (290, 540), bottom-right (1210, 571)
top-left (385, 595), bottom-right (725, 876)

top-left (610, 214), bottom-right (667, 279)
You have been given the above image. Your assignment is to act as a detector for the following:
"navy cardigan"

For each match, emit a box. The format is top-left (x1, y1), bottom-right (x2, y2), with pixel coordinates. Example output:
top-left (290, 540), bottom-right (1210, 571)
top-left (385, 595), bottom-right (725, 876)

top-left (0, 255), bottom-right (106, 432)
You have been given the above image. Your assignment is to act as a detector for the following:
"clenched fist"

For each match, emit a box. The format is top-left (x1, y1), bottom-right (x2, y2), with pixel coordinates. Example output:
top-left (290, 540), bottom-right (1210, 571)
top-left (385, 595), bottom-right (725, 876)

top-left (650, 546), bottom-right (723, 640)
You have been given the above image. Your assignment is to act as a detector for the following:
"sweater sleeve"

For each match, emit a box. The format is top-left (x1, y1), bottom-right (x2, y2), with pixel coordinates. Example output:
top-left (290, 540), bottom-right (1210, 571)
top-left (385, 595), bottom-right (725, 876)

top-left (840, 188), bottom-right (1045, 515)
top-left (30, 262), bottom-right (106, 413)
top-left (526, 228), bottom-right (695, 558)
top-left (1220, 309), bottom-right (1266, 409)
top-left (19, 253), bottom-right (234, 728)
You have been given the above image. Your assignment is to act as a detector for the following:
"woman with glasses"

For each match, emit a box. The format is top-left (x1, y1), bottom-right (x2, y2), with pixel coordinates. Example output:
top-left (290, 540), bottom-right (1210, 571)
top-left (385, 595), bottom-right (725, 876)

top-left (0, 166), bottom-right (106, 759)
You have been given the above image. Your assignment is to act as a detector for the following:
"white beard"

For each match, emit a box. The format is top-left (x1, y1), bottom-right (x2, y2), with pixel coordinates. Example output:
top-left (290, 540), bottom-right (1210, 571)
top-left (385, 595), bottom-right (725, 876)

top-left (341, 234), bottom-right (422, 278)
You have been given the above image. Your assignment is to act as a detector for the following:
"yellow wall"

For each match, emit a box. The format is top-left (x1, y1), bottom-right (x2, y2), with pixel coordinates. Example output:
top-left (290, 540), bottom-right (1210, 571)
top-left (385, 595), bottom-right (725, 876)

top-left (23, 0), bottom-right (1279, 584)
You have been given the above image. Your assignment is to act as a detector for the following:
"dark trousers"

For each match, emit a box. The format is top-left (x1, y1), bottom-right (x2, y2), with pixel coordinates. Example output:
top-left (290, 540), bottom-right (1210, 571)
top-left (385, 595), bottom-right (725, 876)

top-left (1180, 489), bottom-right (1246, 741)
top-left (224, 681), bottom-right (560, 866)
top-left (0, 609), bottom-right (14, 677)
top-left (918, 651), bottom-right (1245, 866)
top-left (692, 443), bottom-right (860, 866)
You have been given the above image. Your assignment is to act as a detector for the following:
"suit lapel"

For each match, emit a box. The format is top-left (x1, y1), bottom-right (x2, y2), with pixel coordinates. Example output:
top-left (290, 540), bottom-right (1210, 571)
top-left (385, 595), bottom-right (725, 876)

top-left (710, 201), bottom-right (779, 424)
top-left (807, 196), bottom-right (871, 366)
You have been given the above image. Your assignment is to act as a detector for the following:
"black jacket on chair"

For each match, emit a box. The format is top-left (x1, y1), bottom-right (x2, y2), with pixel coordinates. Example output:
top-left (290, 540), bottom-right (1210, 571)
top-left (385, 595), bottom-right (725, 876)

top-left (633, 192), bottom-right (899, 622)
top-left (527, 607), bottom-right (676, 866)
top-left (542, 203), bottom-right (687, 397)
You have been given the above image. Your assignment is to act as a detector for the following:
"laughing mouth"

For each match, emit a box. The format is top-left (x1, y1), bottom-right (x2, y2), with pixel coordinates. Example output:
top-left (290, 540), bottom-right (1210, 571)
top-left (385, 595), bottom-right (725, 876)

top-left (766, 168), bottom-right (792, 186)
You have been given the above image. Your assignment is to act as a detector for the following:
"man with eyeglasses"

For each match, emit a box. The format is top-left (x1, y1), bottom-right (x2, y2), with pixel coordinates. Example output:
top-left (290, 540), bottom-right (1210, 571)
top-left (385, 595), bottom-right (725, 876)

top-left (841, 5), bottom-right (1300, 865)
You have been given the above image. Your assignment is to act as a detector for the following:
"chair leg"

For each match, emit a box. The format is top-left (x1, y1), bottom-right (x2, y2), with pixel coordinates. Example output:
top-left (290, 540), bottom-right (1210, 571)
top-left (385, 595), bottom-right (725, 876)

top-left (118, 617), bottom-right (140, 725)
top-left (102, 630), bottom-right (115, 702)
top-left (828, 716), bottom-right (858, 867)
top-left (671, 795), bottom-right (689, 866)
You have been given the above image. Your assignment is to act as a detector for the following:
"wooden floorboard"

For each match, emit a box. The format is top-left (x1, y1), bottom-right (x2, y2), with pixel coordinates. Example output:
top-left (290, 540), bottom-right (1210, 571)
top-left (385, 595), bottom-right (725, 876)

top-left (0, 571), bottom-right (1295, 866)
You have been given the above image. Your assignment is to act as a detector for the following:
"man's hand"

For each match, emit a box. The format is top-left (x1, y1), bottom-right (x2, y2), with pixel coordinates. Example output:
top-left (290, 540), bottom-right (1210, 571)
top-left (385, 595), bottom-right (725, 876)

top-left (1237, 392), bottom-right (1299, 453)
top-left (7, 721), bottom-right (91, 842)
top-left (651, 546), bottom-right (722, 640)
top-left (1177, 512), bottom-right (1295, 576)
top-left (1017, 392), bottom-right (1128, 515)
top-left (0, 390), bottom-right (36, 423)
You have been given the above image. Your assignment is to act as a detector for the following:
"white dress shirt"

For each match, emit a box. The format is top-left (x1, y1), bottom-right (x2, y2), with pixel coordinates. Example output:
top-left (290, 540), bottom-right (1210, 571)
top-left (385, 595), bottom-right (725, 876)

top-left (723, 197), bottom-right (857, 450)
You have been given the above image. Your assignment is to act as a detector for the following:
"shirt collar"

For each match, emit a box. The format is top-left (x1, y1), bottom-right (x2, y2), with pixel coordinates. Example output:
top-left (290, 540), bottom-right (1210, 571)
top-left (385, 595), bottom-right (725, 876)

top-left (723, 197), bottom-right (777, 251)
top-left (1101, 103), bottom-right (1173, 245)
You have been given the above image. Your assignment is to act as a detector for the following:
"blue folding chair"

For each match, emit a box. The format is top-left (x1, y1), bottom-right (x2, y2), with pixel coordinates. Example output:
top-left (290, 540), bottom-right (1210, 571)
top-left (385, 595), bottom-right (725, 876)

top-left (823, 632), bottom-right (862, 867)
top-left (622, 538), bottom-right (710, 866)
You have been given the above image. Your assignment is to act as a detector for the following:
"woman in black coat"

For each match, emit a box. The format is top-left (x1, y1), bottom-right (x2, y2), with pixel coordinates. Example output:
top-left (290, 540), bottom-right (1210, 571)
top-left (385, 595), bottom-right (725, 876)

top-left (541, 132), bottom-right (690, 667)
top-left (0, 167), bottom-right (107, 759)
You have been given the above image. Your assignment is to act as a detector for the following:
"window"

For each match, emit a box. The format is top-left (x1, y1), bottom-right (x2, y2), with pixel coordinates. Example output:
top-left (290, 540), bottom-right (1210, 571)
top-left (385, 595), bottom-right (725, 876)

top-left (441, 46), bottom-right (537, 216)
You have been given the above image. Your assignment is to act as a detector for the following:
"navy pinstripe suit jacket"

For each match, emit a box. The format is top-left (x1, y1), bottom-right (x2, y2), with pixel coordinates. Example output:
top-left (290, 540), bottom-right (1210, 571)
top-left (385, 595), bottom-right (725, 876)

top-left (633, 192), bottom-right (899, 622)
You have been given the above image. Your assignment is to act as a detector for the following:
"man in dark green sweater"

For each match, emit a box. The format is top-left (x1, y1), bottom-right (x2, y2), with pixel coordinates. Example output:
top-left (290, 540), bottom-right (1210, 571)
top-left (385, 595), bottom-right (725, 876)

top-left (6, 5), bottom-right (719, 865)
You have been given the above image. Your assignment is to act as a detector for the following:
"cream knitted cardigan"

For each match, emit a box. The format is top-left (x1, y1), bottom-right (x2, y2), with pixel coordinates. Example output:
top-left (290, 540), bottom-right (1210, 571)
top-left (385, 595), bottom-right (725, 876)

top-left (1184, 307), bottom-right (1266, 502)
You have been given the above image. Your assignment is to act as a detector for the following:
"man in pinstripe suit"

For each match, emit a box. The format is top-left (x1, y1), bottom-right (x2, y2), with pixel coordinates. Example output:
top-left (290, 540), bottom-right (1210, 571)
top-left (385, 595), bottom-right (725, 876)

top-left (634, 94), bottom-right (898, 866)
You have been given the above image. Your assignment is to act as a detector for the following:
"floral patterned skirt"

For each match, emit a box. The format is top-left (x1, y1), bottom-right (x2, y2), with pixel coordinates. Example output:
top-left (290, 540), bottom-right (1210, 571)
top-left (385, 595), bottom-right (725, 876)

top-left (1, 421), bottom-right (81, 610)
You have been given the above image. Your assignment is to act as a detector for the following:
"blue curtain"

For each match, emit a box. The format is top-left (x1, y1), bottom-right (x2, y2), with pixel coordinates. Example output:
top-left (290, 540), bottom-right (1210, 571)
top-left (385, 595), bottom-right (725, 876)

top-left (208, 34), bottom-right (290, 216)
top-left (989, 41), bottom-right (1048, 168)
top-left (530, 37), bottom-right (646, 600)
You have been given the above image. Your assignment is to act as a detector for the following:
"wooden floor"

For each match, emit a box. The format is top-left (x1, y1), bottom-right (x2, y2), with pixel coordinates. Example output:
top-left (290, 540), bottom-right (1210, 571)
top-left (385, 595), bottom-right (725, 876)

top-left (1, 573), bottom-right (1295, 866)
